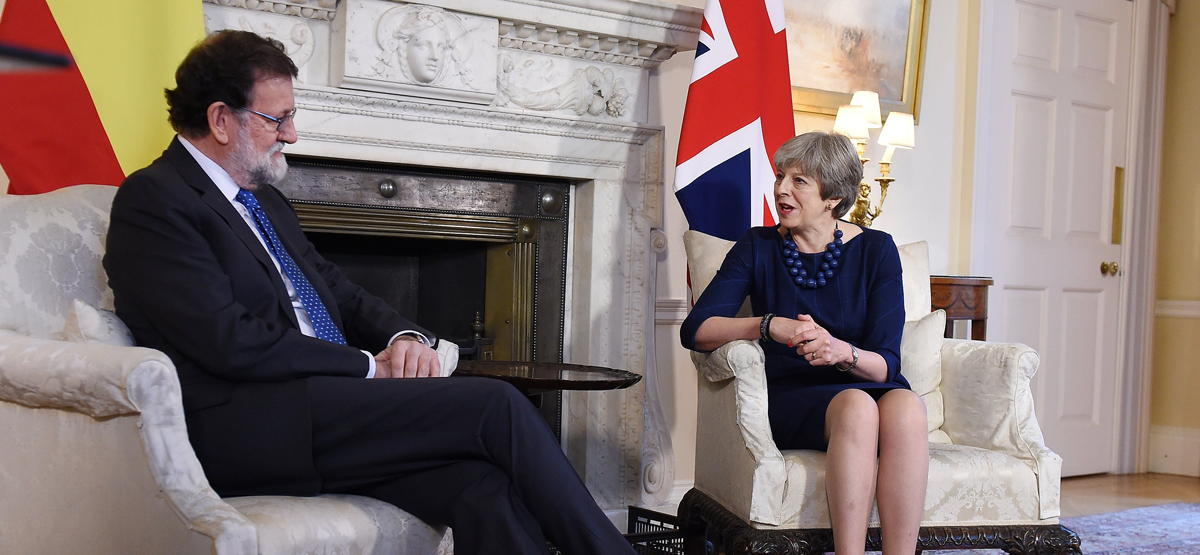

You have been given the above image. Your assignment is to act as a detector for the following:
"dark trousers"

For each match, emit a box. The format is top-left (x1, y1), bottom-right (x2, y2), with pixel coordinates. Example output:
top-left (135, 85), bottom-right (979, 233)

top-left (307, 375), bottom-right (634, 555)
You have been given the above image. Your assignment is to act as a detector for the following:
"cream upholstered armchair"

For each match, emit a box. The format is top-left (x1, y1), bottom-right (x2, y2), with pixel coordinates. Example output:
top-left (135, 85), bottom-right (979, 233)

top-left (0, 186), bottom-right (456, 555)
top-left (676, 230), bottom-right (1080, 555)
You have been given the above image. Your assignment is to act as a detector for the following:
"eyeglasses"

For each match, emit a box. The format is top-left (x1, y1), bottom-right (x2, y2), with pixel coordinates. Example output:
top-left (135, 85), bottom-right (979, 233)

top-left (241, 107), bottom-right (297, 132)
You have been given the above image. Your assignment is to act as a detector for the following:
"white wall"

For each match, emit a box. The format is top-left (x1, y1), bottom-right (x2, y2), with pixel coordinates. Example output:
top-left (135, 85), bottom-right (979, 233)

top-left (865, 0), bottom-right (964, 273)
top-left (649, 0), bottom-right (976, 509)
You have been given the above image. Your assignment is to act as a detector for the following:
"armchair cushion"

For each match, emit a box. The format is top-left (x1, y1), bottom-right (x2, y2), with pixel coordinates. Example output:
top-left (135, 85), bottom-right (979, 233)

top-left (902, 309), bottom-right (951, 443)
top-left (226, 495), bottom-right (452, 555)
top-left (896, 240), bottom-right (931, 322)
top-left (0, 185), bottom-right (115, 339)
top-left (681, 230), bottom-right (751, 318)
top-left (773, 443), bottom-right (1042, 529)
top-left (683, 230), bottom-right (733, 297)
top-left (57, 298), bottom-right (135, 346)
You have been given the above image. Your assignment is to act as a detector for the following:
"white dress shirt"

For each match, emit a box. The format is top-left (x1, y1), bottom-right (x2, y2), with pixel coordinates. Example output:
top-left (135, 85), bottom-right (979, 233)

top-left (177, 136), bottom-right (426, 378)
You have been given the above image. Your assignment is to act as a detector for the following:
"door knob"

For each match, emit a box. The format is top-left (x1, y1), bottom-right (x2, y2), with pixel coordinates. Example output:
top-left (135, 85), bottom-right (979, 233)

top-left (1100, 261), bottom-right (1119, 276)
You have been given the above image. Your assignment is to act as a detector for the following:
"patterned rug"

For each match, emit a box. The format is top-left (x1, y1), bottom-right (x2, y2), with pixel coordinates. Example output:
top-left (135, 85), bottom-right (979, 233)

top-left (935, 503), bottom-right (1200, 554)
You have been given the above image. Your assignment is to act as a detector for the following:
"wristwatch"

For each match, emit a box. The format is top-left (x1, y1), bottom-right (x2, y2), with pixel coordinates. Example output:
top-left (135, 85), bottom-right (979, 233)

top-left (393, 330), bottom-right (434, 347)
top-left (836, 344), bottom-right (859, 372)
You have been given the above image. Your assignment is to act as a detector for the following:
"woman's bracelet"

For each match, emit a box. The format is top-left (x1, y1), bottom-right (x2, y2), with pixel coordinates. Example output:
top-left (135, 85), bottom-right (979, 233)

top-left (759, 313), bottom-right (775, 343)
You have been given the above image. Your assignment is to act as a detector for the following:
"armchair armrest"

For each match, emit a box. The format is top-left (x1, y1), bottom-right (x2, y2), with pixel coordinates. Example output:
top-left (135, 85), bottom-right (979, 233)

top-left (691, 340), bottom-right (787, 525)
top-left (0, 331), bottom-right (258, 554)
top-left (692, 339), bottom-right (764, 383)
top-left (0, 329), bottom-right (146, 417)
top-left (939, 338), bottom-right (1062, 519)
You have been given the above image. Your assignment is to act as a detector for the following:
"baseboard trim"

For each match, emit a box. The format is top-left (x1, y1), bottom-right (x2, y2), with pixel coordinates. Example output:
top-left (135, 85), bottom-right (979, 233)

top-left (1148, 425), bottom-right (1200, 476)
top-left (631, 479), bottom-right (695, 518)
top-left (664, 479), bottom-right (694, 513)
top-left (1155, 300), bottom-right (1200, 319)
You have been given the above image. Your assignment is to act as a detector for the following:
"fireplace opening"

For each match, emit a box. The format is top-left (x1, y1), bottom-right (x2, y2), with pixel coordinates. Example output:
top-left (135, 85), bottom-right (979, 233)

top-left (307, 233), bottom-right (489, 349)
top-left (278, 157), bottom-right (570, 435)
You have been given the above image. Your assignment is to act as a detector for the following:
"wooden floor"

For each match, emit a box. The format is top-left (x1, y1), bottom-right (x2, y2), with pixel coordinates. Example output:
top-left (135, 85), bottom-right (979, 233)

top-left (1061, 473), bottom-right (1200, 518)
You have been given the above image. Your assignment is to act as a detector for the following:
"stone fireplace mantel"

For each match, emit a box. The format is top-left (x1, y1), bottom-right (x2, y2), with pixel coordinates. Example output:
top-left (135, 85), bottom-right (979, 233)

top-left (202, 0), bottom-right (701, 512)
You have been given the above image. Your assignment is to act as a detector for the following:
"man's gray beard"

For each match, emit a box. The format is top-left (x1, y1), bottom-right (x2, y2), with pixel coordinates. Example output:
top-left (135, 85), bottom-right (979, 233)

top-left (249, 148), bottom-right (288, 186)
top-left (231, 124), bottom-right (289, 190)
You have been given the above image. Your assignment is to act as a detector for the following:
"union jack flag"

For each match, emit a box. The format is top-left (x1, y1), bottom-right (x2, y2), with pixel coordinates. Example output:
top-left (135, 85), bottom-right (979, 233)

top-left (673, 0), bottom-right (795, 241)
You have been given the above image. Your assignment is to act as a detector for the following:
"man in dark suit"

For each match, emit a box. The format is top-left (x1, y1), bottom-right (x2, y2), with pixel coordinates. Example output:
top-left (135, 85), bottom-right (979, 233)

top-left (103, 30), bottom-right (635, 555)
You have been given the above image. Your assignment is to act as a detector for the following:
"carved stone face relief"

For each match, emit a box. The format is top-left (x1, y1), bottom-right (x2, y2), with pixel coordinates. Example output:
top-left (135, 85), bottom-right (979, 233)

top-left (375, 5), bottom-right (472, 88)
top-left (407, 25), bottom-right (448, 83)
top-left (336, 0), bottom-right (497, 104)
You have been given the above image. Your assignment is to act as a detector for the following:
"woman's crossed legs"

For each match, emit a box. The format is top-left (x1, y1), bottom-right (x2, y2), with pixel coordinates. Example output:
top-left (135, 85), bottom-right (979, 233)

top-left (823, 388), bottom-right (929, 555)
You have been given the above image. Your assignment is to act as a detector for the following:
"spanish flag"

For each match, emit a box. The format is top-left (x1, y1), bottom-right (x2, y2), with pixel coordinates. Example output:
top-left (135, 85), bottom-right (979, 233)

top-left (0, 0), bottom-right (204, 194)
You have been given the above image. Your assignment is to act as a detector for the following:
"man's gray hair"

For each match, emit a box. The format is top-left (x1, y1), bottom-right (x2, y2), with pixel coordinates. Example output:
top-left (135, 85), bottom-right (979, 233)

top-left (772, 131), bottom-right (862, 219)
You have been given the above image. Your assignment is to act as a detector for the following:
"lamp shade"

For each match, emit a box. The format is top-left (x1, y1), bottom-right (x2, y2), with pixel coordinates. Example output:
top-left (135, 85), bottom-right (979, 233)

top-left (878, 112), bottom-right (915, 149)
top-left (833, 105), bottom-right (869, 141)
top-left (850, 91), bottom-right (882, 128)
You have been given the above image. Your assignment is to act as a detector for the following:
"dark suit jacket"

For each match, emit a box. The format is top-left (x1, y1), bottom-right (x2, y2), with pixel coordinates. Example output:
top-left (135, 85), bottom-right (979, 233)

top-left (103, 138), bottom-right (431, 496)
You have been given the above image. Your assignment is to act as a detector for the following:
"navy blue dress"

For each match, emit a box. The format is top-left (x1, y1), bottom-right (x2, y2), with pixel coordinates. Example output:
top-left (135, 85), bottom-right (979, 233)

top-left (680, 224), bottom-right (909, 450)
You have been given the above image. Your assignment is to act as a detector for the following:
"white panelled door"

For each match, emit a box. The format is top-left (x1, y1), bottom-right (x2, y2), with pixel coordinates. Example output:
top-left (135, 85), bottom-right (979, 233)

top-left (977, 0), bottom-right (1132, 476)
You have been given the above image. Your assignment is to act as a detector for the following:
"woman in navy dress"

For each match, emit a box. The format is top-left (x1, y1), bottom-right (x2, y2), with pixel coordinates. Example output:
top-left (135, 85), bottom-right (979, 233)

top-left (681, 132), bottom-right (928, 555)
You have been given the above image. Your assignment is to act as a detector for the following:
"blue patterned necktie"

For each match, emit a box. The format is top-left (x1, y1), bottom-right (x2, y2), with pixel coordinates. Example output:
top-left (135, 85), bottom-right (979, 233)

top-left (235, 189), bottom-right (347, 346)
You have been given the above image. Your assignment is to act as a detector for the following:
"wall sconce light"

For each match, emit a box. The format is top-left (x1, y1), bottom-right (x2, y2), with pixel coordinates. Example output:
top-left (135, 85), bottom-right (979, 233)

top-left (837, 92), bottom-right (916, 228)
top-left (878, 112), bottom-right (915, 167)
top-left (851, 91), bottom-right (883, 129)
top-left (833, 104), bottom-right (870, 158)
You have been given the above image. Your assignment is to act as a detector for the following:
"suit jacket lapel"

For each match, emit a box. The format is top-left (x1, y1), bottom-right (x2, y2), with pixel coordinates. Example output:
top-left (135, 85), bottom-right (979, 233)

top-left (163, 138), bottom-right (300, 328)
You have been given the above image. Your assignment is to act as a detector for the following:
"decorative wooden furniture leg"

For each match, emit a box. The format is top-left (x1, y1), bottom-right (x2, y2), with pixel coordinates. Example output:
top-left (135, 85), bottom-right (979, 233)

top-left (1001, 524), bottom-right (1082, 555)
top-left (678, 492), bottom-right (710, 555)
top-left (679, 489), bottom-right (831, 555)
top-left (679, 489), bottom-right (1080, 555)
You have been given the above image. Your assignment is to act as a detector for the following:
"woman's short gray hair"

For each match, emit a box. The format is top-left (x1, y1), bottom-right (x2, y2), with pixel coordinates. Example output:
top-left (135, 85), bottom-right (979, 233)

top-left (773, 131), bottom-right (862, 219)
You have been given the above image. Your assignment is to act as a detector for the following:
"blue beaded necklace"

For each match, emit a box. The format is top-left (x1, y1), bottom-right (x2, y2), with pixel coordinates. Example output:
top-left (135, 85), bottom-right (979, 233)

top-left (781, 223), bottom-right (843, 289)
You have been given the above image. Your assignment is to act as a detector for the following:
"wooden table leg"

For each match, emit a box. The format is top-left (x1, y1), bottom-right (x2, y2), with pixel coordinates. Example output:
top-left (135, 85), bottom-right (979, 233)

top-left (971, 318), bottom-right (987, 341)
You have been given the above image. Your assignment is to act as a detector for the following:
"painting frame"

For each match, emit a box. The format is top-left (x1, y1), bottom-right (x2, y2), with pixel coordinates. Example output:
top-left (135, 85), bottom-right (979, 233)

top-left (787, 0), bottom-right (930, 123)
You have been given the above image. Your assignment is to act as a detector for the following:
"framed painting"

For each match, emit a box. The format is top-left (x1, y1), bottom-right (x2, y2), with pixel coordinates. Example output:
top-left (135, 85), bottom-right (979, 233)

top-left (785, 0), bottom-right (930, 121)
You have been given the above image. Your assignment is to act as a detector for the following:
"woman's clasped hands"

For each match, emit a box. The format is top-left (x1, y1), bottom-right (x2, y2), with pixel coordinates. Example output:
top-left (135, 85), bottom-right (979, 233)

top-left (770, 313), bottom-right (846, 366)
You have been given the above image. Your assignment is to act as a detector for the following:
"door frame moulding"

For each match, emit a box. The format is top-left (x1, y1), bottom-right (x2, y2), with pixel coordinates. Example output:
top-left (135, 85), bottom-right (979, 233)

top-left (969, 0), bottom-right (1168, 475)
top-left (1113, 0), bottom-right (1170, 474)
